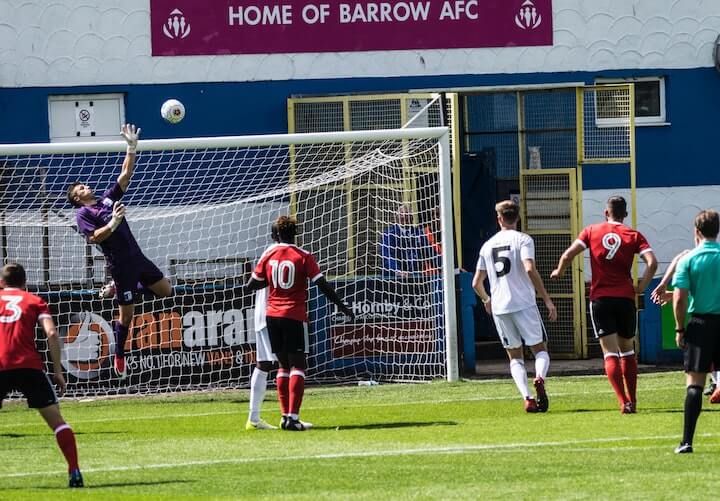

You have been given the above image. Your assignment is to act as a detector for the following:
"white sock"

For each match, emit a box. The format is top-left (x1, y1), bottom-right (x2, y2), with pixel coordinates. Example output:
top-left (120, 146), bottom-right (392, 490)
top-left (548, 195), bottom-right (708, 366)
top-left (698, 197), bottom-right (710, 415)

top-left (534, 351), bottom-right (550, 380)
top-left (509, 359), bottom-right (531, 399)
top-left (249, 368), bottom-right (268, 423)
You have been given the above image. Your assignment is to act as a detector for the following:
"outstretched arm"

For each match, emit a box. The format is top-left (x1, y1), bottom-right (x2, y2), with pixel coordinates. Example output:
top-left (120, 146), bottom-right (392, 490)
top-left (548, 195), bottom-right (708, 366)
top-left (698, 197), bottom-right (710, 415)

top-left (41, 317), bottom-right (66, 395)
top-left (651, 250), bottom-right (690, 305)
top-left (315, 277), bottom-right (355, 320)
top-left (118, 124), bottom-right (141, 192)
top-left (673, 287), bottom-right (689, 348)
top-left (550, 241), bottom-right (585, 279)
top-left (524, 259), bottom-right (558, 322)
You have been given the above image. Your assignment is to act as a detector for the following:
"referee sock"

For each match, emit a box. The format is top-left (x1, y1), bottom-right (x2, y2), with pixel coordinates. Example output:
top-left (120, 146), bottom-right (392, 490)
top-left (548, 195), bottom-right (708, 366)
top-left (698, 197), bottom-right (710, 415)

top-left (289, 369), bottom-right (306, 417)
top-left (276, 369), bottom-right (290, 416)
top-left (620, 351), bottom-right (638, 405)
top-left (113, 321), bottom-right (129, 358)
top-left (54, 424), bottom-right (79, 473)
top-left (603, 353), bottom-right (626, 405)
top-left (249, 368), bottom-right (268, 423)
top-left (509, 359), bottom-right (531, 399)
top-left (682, 385), bottom-right (703, 446)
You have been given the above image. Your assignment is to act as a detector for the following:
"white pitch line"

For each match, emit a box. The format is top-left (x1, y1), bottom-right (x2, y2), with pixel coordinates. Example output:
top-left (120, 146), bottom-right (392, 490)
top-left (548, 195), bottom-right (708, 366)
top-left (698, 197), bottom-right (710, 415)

top-left (3, 432), bottom-right (717, 480)
top-left (0, 385), bottom-right (682, 429)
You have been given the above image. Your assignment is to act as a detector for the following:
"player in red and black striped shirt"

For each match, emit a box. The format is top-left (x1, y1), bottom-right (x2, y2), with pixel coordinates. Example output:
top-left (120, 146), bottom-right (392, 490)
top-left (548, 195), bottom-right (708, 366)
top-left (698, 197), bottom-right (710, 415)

top-left (0, 263), bottom-right (83, 487)
top-left (245, 216), bottom-right (354, 431)
top-left (552, 196), bottom-right (657, 413)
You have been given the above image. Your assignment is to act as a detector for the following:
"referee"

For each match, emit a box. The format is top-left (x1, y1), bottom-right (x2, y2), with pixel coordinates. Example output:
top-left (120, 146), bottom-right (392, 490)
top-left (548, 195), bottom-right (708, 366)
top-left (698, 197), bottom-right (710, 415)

top-left (673, 209), bottom-right (720, 453)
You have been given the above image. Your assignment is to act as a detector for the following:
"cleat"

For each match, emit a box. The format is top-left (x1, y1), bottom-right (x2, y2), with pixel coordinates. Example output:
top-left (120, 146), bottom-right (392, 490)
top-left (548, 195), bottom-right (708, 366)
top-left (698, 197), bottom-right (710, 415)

top-left (280, 415), bottom-right (288, 429)
top-left (704, 382), bottom-right (716, 396)
top-left (99, 280), bottom-right (116, 299)
top-left (245, 419), bottom-right (278, 430)
top-left (114, 355), bottom-right (127, 379)
top-left (710, 388), bottom-right (720, 404)
top-left (621, 401), bottom-right (635, 414)
top-left (68, 469), bottom-right (84, 488)
top-left (282, 417), bottom-right (309, 431)
top-left (524, 398), bottom-right (539, 413)
top-left (534, 377), bottom-right (549, 412)
top-left (298, 419), bottom-right (313, 430)
top-left (675, 443), bottom-right (693, 454)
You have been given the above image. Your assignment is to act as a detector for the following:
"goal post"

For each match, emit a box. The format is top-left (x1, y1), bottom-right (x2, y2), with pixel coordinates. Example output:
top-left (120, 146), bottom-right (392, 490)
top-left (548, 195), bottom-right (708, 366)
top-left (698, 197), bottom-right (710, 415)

top-left (0, 126), bottom-right (458, 397)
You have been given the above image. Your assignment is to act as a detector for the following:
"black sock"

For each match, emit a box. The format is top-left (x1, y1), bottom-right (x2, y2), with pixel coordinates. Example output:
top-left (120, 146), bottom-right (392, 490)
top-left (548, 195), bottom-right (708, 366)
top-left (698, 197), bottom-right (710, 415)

top-left (683, 385), bottom-right (703, 445)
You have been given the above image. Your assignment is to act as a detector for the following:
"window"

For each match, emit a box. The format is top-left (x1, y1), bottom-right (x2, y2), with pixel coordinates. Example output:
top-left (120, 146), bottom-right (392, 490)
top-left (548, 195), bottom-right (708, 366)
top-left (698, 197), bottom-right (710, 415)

top-left (594, 77), bottom-right (667, 126)
top-left (48, 93), bottom-right (125, 142)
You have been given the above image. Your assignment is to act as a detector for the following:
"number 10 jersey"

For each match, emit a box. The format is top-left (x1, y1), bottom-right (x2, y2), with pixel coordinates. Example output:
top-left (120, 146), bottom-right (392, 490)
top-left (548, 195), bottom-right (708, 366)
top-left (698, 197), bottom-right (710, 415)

top-left (477, 230), bottom-right (537, 314)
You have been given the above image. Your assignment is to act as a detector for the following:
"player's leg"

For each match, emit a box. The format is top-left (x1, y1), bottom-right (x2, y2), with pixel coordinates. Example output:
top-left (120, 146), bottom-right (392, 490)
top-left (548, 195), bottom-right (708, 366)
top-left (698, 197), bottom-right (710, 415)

top-left (617, 299), bottom-right (638, 410)
top-left (285, 322), bottom-right (310, 430)
top-left (591, 299), bottom-right (628, 411)
top-left (139, 256), bottom-right (172, 299)
top-left (247, 326), bottom-right (278, 430)
top-left (267, 317), bottom-right (290, 427)
top-left (703, 363), bottom-right (717, 396)
top-left (520, 306), bottom-right (551, 412)
top-left (495, 312), bottom-right (536, 412)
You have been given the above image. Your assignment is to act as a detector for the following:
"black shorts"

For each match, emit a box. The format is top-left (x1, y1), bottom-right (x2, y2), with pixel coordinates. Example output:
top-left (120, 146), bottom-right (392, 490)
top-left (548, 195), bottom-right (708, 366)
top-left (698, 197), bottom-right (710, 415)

top-left (266, 316), bottom-right (308, 355)
top-left (0, 369), bottom-right (58, 410)
top-left (590, 297), bottom-right (637, 339)
top-left (110, 255), bottom-right (164, 305)
top-left (684, 314), bottom-right (720, 374)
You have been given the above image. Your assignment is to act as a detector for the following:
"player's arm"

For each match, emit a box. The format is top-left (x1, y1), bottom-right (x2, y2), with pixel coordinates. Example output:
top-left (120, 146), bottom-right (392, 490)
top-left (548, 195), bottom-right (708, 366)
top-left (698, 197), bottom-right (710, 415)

top-left (244, 276), bottom-right (266, 293)
top-left (84, 202), bottom-right (126, 244)
top-left (40, 316), bottom-right (66, 395)
top-left (524, 259), bottom-right (558, 322)
top-left (550, 241), bottom-right (585, 279)
top-left (672, 287), bottom-right (689, 349)
top-left (117, 124), bottom-right (141, 191)
top-left (651, 250), bottom-right (690, 305)
top-left (635, 250), bottom-right (658, 295)
top-left (315, 277), bottom-right (355, 320)
top-left (471, 268), bottom-right (492, 315)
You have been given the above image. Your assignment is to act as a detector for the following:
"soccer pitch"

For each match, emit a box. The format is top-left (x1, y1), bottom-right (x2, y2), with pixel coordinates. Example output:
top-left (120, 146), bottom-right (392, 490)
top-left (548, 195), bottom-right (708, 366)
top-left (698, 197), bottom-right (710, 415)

top-left (1, 371), bottom-right (718, 499)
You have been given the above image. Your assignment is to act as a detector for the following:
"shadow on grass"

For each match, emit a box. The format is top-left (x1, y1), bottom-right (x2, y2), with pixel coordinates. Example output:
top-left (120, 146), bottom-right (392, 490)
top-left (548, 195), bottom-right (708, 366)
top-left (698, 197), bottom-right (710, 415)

top-left (1, 430), bottom-right (126, 439)
top-left (1, 480), bottom-right (193, 491)
top-left (323, 420), bottom-right (458, 431)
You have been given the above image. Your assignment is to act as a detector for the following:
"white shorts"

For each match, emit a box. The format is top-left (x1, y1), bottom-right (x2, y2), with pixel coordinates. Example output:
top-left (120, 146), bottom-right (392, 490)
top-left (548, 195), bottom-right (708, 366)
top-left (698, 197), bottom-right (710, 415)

top-left (255, 327), bottom-right (278, 363)
top-left (492, 306), bottom-right (547, 349)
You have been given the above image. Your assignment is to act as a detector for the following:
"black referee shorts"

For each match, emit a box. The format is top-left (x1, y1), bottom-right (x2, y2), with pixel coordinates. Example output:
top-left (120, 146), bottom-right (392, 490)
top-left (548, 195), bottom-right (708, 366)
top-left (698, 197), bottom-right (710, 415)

top-left (266, 316), bottom-right (309, 355)
top-left (0, 369), bottom-right (58, 410)
top-left (590, 297), bottom-right (637, 339)
top-left (684, 314), bottom-right (720, 374)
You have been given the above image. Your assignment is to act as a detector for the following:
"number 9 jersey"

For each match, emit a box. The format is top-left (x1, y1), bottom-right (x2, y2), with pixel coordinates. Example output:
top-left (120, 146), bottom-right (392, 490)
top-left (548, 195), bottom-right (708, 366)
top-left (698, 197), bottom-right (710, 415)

top-left (576, 221), bottom-right (652, 301)
top-left (252, 243), bottom-right (323, 322)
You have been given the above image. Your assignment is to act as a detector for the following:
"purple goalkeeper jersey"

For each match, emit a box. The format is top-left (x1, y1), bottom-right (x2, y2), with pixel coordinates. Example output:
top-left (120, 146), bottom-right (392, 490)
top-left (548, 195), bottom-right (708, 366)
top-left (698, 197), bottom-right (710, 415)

top-left (75, 182), bottom-right (143, 267)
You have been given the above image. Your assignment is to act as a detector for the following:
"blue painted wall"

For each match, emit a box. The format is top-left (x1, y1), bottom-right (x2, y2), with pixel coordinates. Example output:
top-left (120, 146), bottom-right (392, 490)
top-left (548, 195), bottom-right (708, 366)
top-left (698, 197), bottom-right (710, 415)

top-left (2, 67), bottom-right (720, 190)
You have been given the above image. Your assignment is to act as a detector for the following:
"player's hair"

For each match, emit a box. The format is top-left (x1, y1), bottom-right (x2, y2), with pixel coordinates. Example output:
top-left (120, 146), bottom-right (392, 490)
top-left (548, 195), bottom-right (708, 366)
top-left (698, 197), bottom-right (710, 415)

top-left (606, 196), bottom-right (628, 219)
top-left (66, 182), bottom-right (83, 208)
top-left (275, 216), bottom-right (297, 243)
top-left (1, 262), bottom-right (27, 288)
top-left (695, 210), bottom-right (719, 239)
top-left (495, 200), bottom-right (519, 224)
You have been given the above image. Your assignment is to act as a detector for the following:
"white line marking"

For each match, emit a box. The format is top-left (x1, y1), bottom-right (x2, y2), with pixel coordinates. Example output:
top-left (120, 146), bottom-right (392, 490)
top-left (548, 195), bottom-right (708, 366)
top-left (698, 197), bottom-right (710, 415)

top-left (3, 432), bottom-right (717, 479)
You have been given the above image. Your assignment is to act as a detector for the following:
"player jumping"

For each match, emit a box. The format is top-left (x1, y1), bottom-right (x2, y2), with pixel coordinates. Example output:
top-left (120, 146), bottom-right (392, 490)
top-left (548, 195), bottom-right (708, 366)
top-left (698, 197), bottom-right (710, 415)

top-left (66, 124), bottom-right (172, 379)
top-left (245, 216), bottom-right (354, 431)
top-left (473, 201), bottom-right (557, 413)
top-left (0, 263), bottom-right (83, 487)
top-left (551, 196), bottom-right (657, 413)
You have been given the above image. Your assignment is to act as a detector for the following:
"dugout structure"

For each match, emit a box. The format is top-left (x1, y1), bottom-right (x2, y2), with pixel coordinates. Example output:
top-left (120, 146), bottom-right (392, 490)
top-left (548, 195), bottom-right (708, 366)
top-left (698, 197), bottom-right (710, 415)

top-left (289, 84), bottom-right (636, 359)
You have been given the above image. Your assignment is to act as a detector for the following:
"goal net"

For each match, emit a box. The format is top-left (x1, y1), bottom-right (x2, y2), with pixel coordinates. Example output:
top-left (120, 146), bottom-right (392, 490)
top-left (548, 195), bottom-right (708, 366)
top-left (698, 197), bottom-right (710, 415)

top-left (0, 128), bottom-right (456, 397)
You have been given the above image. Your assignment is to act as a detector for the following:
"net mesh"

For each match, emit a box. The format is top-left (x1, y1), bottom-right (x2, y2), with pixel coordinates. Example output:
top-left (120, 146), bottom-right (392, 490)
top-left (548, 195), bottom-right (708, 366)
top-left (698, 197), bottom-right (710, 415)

top-left (0, 130), bottom-right (450, 396)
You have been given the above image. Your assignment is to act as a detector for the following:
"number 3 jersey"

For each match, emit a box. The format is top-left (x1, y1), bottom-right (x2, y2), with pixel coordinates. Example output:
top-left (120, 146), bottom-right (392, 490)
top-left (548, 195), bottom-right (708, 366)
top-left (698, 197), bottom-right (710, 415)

top-left (252, 243), bottom-right (323, 322)
top-left (0, 288), bottom-right (52, 371)
top-left (576, 221), bottom-right (652, 301)
top-left (477, 230), bottom-right (537, 314)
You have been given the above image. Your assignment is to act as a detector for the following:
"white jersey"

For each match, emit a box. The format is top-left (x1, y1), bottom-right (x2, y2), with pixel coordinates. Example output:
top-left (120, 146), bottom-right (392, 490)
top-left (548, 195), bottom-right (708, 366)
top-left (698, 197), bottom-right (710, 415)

top-left (477, 229), bottom-right (537, 314)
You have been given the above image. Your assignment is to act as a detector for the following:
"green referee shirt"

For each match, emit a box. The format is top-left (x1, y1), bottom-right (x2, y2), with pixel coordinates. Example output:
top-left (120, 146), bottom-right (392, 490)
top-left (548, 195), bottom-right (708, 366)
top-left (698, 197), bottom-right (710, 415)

top-left (672, 240), bottom-right (720, 314)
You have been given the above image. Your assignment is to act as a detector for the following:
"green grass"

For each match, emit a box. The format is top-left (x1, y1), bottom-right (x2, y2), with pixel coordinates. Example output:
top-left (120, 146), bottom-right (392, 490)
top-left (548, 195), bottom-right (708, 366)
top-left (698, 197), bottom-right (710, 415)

top-left (2, 371), bottom-right (720, 499)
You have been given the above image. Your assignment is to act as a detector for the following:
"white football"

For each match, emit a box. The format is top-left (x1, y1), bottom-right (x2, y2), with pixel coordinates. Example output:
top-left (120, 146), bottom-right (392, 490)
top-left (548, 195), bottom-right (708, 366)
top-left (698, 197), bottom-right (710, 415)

top-left (161, 99), bottom-right (185, 124)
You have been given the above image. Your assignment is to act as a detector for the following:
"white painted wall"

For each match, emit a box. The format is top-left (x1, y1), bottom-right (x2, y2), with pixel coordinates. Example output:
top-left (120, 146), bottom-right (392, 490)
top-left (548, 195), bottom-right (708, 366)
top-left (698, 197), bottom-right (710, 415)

top-left (1, 0), bottom-right (719, 87)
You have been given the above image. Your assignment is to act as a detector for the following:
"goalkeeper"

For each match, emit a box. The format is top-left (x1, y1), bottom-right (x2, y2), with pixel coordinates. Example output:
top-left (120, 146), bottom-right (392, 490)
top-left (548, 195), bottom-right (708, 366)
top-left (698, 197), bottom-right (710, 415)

top-left (66, 124), bottom-right (172, 379)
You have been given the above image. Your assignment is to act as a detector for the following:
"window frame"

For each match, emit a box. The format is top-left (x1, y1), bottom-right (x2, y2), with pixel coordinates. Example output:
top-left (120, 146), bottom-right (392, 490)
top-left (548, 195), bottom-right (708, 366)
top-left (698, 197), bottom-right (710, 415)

top-left (594, 77), bottom-right (668, 127)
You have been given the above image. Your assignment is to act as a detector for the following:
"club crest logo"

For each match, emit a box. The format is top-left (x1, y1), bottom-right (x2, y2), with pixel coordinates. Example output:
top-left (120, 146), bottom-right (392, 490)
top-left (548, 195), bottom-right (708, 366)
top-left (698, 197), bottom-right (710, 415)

top-left (60, 311), bottom-right (115, 380)
top-left (515, 0), bottom-right (542, 30)
top-left (163, 8), bottom-right (191, 39)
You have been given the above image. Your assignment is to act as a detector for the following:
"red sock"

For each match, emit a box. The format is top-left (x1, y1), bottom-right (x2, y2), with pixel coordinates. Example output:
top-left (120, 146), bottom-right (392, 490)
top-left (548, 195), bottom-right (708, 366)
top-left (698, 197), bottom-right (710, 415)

top-left (277, 370), bottom-right (290, 415)
top-left (289, 369), bottom-right (306, 416)
top-left (620, 352), bottom-right (638, 405)
top-left (54, 424), bottom-right (79, 472)
top-left (604, 354), bottom-right (627, 405)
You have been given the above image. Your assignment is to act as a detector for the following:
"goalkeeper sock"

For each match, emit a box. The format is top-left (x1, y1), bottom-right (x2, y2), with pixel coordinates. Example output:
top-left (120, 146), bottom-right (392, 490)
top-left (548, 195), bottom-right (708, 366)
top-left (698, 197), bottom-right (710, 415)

top-left (276, 369), bottom-right (290, 416)
top-left (249, 368), bottom-right (268, 423)
top-left (509, 359), bottom-right (531, 399)
top-left (603, 353), bottom-right (627, 405)
top-left (682, 385), bottom-right (703, 446)
top-left (620, 351), bottom-right (638, 405)
top-left (289, 369), bottom-right (306, 417)
top-left (54, 424), bottom-right (79, 473)
top-left (113, 321), bottom-right (129, 358)
top-left (534, 351), bottom-right (550, 380)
